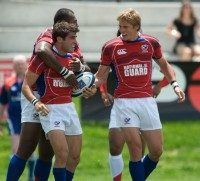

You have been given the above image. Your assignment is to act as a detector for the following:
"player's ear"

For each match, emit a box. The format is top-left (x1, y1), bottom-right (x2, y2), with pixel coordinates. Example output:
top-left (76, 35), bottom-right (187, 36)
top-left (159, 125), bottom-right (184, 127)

top-left (57, 36), bottom-right (63, 43)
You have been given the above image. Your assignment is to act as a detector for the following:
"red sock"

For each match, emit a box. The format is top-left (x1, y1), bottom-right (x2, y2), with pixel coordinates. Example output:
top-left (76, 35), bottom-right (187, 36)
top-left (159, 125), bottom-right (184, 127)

top-left (113, 173), bottom-right (122, 181)
top-left (35, 177), bottom-right (40, 181)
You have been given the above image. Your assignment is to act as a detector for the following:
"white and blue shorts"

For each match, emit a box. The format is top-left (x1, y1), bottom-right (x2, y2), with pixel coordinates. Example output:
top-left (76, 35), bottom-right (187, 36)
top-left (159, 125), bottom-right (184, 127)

top-left (111, 97), bottom-right (162, 130)
top-left (40, 102), bottom-right (82, 136)
top-left (21, 91), bottom-right (40, 123)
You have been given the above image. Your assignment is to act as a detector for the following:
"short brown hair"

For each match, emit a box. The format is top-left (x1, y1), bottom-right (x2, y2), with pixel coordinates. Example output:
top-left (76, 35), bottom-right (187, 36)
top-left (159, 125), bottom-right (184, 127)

top-left (52, 22), bottom-right (79, 42)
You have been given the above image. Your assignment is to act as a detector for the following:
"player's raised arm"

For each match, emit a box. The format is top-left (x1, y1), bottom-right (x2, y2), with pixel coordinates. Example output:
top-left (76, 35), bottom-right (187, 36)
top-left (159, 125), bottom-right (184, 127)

top-left (35, 41), bottom-right (78, 89)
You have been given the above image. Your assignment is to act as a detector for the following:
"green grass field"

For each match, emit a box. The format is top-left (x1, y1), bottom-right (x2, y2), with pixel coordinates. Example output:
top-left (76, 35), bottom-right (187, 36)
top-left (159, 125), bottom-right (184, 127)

top-left (0, 98), bottom-right (200, 180)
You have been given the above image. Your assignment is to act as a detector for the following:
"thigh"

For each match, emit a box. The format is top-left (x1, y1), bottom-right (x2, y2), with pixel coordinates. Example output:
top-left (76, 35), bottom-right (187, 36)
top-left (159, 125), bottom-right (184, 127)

top-left (141, 129), bottom-right (163, 154)
top-left (48, 130), bottom-right (68, 156)
top-left (38, 130), bottom-right (54, 162)
top-left (17, 122), bottom-right (42, 159)
top-left (121, 127), bottom-right (143, 161)
top-left (66, 135), bottom-right (82, 157)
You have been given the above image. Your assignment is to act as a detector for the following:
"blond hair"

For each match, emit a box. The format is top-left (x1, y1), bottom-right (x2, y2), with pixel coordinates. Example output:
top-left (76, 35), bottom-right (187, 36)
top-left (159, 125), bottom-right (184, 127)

top-left (117, 8), bottom-right (141, 31)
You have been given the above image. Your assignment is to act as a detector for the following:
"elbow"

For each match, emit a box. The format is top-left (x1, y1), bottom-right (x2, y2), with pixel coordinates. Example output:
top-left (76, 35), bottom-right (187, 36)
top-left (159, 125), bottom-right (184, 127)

top-left (35, 46), bottom-right (47, 56)
top-left (35, 42), bottom-right (52, 57)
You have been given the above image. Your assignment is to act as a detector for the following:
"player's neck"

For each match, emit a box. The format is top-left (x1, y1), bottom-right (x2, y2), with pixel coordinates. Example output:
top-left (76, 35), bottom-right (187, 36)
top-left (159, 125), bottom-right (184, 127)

top-left (52, 45), bottom-right (68, 56)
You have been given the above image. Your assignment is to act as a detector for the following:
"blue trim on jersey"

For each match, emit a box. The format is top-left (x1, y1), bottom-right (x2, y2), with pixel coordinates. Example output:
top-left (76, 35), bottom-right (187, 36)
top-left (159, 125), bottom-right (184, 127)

top-left (120, 34), bottom-right (147, 43)
top-left (36, 72), bottom-right (46, 97)
top-left (52, 46), bottom-right (73, 58)
top-left (110, 63), bottom-right (119, 90)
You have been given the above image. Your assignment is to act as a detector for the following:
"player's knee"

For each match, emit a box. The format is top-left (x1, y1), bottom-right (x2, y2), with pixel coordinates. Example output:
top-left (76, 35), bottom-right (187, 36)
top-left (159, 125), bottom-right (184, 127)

top-left (16, 144), bottom-right (36, 160)
top-left (69, 154), bottom-right (81, 166)
top-left (150, 147), bottom-right (163, 161)
top-left (55, 148), bottom-right (69, 163)
top-left (110, 144), bottom-right (123, 155)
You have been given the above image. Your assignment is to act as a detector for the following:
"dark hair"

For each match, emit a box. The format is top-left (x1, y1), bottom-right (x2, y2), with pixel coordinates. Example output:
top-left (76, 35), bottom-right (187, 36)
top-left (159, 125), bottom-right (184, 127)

top-left (52, 22), bottom-right (79, 42)
top-left (54, 8), bottom-right (74, 24)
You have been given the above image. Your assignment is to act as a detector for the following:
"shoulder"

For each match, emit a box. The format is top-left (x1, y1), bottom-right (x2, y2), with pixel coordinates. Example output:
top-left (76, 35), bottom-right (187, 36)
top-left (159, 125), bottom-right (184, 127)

top-left (102, 37), bottom-right (120, 50)
top-left (35, 28), bottom-right (53, 44)
top-left (141, 33), bottom-right (159, 44)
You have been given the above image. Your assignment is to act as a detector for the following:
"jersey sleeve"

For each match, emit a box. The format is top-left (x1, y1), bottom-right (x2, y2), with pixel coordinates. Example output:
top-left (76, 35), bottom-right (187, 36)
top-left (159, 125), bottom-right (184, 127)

top-left (35, 28), bottom-right (53, 45)
top-left (28, 55), bottom-right (46, 75)
top-left (0, 86), bottom-right (8, 105)
top-left (152, 40), bottom-right (163, 59)
top-left (100, 44), bottom-right (112, 66)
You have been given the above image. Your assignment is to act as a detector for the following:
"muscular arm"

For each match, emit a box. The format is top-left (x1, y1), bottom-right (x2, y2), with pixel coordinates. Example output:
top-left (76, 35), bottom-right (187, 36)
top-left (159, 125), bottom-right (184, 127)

top-left (22, 70), bottom-right (49, 115)
top-left (80, 57), bottom-right (91, 72)
top-left (22, 70), bottom-right (40, 102)
top-left (35, 41), bottom-right (63, 73)
top-left (156, 57), bottom-right (185, 102)
top-left (82, 65), bottom-right (110, 99)
top-left (156, 57), bottom-right (175, 83)
top-left (35, 41), bottom-right (78, 89)
top-left (94, 65), bottom-right (110, 88)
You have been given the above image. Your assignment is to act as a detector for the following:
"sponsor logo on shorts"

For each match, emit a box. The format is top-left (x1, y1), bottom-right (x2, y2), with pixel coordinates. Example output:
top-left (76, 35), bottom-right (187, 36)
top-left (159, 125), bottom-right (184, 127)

top-left (124, 118), bottom-right (131, 124)
top-left (33, 113), bottom-right (39, 121)
top-left (54, 121), bottom-right (60, 127)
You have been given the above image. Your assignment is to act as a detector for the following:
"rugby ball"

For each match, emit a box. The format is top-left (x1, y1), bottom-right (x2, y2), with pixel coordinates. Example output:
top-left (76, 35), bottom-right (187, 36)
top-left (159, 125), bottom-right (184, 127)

top-left (72, 72), bottom-right (95, 97)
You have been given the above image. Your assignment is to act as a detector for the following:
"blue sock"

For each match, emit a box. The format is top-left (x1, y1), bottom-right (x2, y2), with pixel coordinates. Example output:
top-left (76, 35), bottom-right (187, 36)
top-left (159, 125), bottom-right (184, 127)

top-left (66, 169), bottom-right (74, 181)
top-left (143, 155), bottom-right (158, 179)
top-left (129, 160), bottom-right (145, 181)
top-left (34, 159), bottom-right (52, 181)
top-left (53, 168), bottom-right (66, 181)
top-left (28, 157), bottom-right (36, 180)
top-left (6, 155), bottom-right (26, 181)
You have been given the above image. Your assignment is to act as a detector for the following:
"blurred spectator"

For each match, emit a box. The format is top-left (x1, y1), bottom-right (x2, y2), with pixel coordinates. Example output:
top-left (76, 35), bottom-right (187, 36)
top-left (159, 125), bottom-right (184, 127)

top-left (166, 0), bottom-right (200, 62)
top-left (0, 54), bottom-right (36, 181)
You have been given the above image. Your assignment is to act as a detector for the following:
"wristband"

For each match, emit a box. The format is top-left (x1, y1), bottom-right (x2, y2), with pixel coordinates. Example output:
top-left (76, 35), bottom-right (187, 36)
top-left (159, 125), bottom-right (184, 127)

top-left (60, 67), bottom-right (74, 79)
top-left (31, 98), bottom-right (39, 106)
top-left (79, 63), bottom-right (86, 72)
top-left (171, 80), bottom-right (179, 89)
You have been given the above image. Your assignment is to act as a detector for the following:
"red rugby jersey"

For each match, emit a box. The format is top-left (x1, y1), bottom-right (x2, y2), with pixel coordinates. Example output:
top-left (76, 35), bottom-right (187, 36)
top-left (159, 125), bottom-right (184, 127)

top-left (100, 33), bottom-right (163, 98)
top-left (28, 53), bottom-right (73, 104)
top-left (30, 28), bottom-right (83, 91)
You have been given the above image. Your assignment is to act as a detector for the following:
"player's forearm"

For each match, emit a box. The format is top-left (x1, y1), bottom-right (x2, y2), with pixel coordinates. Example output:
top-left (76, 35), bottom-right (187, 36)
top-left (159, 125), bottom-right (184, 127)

top-left (35, 41), bottom-right (63, 73)
top-left (22, 71), bottom-right (39, 103)
top-left (80, 57), bottom-right (91, 72)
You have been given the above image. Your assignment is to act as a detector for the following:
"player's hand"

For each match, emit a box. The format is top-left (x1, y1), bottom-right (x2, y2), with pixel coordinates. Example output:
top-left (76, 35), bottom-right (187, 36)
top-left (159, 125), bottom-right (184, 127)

top-left (69, 57), bottom-right (85, 73)
top-left (153, 84), bottom-right (162, 98)
top-left (65, 73), bottom-right (79, 90)
top-left (101, 92), bottom-right (114, 106)
top-left (35, 101), bottom-right (49, 116)
top-left (82, 85), bottom-right (97, 99)
top-left (174, 87), bottom-right (185, 103)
